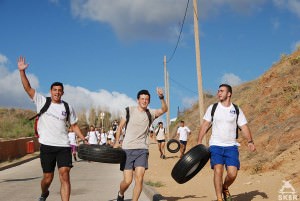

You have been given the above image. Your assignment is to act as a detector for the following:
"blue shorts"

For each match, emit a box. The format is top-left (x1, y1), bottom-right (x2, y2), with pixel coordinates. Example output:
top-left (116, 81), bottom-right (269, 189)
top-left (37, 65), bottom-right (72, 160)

top-left (120, 149), bottom-right (149, 171)
top-left (209, 145), bottom-right (240, 170)
top-left (180, 140), bottom-right (187, 146)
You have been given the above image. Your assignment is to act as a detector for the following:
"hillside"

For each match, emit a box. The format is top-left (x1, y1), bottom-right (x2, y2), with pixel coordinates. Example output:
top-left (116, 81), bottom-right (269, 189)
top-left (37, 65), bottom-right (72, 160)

top-left (170, 49), bottom-right (300, 184)
top-left (0, 108), bottom-right (35, 140)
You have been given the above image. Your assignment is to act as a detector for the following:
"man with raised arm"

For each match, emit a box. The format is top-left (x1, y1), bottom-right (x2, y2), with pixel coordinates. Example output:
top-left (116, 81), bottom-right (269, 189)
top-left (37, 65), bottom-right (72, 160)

top-left (114, 88), bottom-right (167, 201)
top-left (18, 56), bottom-right (87, 201)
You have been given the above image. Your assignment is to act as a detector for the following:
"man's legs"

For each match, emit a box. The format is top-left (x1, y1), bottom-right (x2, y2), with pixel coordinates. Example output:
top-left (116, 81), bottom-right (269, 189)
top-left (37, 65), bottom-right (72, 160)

top-left (58, 167), bottom-right (71, 201)
top-left (157, 142), bottom-right (163, 157)
top-left (161, 141), bottom-right (166, 158)
top-left (180, 143), bottom-right (186, 158)
top-left (223, 166), bottom-right (238, 189)
top-left (132, 167), bottom-right (146, 201)
top-left (213, 164), bottom-right (224, 200)
top-left (40, 172), bottom-right (54, 195)
top-left (119, 170), bottom-right (133, 196)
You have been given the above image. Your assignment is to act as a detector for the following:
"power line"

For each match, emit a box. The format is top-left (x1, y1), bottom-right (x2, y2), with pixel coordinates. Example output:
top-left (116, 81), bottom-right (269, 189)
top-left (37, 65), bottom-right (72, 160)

top-left (169, 75), bottom-right (198, 95)
top-left (167, 0), bottom-right (190, 63)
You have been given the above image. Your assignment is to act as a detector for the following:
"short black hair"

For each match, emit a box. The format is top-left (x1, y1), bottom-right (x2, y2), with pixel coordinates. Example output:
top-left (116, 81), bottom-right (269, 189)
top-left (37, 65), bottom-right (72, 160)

top-left (137, 89), bottom-right (151, 100)
top-left (219, 84), bottom-right (232, 94)
top-left (180, 120), bottom-right (185, 123)
top-left (50, 82), bottom-right (64, 91)
top-left (158, 122), bottom-right (163, 125)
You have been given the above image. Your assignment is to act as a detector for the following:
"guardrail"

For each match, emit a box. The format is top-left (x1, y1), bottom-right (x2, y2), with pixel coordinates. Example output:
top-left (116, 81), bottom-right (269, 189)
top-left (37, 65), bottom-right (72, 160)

top-left (0, 137), bottom-right (39, 162)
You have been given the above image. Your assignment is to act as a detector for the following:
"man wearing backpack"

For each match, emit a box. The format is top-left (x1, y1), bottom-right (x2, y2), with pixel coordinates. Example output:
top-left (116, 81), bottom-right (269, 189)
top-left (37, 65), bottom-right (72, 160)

top-left (18, 56), bottom-right (87, 201)
top-left (155, 122), bottom-right (167, 159)
top-left (114, 88), bottom-right (167, 201)
top-left (197, 84), bottom-right (256, 201)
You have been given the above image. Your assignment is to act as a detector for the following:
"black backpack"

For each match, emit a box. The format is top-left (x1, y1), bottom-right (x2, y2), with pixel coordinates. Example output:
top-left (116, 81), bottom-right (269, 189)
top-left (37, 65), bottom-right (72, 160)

top-left (207, 103), bottom-right (240, 139)
top-left (29, 97), bottom-right (70, 138)
top-left (125, 106), bottom-right (152, 131)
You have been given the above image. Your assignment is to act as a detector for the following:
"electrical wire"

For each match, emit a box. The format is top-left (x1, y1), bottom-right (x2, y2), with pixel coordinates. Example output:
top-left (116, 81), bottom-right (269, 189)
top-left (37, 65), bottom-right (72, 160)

top-left (167, 0), bottom-right (190, 63)
top-left (169, 75), bottom-right (198, 95)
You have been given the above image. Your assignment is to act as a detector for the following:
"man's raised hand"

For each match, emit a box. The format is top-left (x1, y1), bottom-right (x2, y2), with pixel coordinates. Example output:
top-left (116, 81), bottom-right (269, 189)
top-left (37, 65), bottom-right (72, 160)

top-left (18, 56), bottom-right (29, 71)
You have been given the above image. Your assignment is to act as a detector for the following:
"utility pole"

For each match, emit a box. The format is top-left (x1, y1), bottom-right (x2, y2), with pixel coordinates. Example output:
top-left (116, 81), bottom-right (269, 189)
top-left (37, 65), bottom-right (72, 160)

top-left (193, 0), bottom-right (206, 145)
top-left (164, 55), bottom-right (170, 139)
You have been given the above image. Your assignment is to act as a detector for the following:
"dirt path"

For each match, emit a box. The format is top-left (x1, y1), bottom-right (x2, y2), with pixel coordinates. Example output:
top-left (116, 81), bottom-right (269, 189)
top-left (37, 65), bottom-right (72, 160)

top-left (144, 141), bottom-right (300, 201)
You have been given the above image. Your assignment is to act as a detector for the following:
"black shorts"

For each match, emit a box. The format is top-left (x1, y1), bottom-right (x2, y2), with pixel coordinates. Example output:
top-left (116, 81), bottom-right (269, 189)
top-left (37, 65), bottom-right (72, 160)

top-left (40, 144), bottom-right (73, 173)
top-left (157, 139), bottom-right (166, 143)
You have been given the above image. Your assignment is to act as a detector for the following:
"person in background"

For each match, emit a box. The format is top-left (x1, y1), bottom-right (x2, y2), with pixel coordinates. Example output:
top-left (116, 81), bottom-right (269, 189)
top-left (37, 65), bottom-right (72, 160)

top-left (177, 120), bottom-right (191, 158)
top-left (85, 125), bottom-right (99, 145)
top-left (68, 127), bottom-right (78, 162)
top-left (99, 128), bottom-right (107, 146)
top-left (155, 122), bottom-right (167, 159)
top-left (107, 127), bottom-right (115, 146)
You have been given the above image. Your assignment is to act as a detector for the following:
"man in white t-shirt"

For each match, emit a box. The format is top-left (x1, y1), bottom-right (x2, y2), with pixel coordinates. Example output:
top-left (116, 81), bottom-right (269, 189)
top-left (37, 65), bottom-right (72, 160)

top-left (99, 128), bottom-right (108, 145)
top-left (107, 127), bottom-right (115, 146)
top-left (177, 120), bottom-right (191, 158)
top-left (114, 88), bottom-right (168, 201)
top-left (197, 84), bottom-right (256, 201)
top-left (155, 122), bottom-right (167, 159)
top-left (85, 125), bottom-right (99, 145)
top-left (18, 56), bottom-right (87, 201)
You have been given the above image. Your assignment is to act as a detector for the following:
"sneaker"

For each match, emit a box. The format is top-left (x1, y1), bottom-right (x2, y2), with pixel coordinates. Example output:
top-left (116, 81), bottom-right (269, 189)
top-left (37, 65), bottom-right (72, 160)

top-left (117, 191), bottom-right (124, 201)
top-left (38, 191), bottom-right (49, 201)
top-left (222, 188), bottom-right (232, 201)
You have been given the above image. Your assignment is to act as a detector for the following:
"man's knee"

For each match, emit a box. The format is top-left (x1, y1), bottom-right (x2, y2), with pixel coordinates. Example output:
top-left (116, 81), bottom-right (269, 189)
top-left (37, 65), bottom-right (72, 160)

top-left (59, 167), bottom-right (71, 182)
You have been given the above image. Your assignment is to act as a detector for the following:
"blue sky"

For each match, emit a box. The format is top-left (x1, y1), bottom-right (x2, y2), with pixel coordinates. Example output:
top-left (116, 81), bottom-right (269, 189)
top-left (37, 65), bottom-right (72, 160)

top-left (0, 0), bottom-right (300, 121)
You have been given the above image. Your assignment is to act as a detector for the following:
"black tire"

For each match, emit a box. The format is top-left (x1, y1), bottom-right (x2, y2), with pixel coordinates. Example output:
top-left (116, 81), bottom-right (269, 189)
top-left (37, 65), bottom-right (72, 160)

top-left (171, 144), bottom-right (210, 184)
top-left (167, 139), bottom-right (180, 153)
top-left (78, 144), bottom-right (126, 164)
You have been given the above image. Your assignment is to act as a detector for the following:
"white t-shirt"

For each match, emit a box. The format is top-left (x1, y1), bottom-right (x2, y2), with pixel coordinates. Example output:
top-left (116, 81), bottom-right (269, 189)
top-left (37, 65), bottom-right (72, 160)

top-left (155, 127), bottom-right (166, 140)
top-left (86, 131), bottom-right (99, 144)
top-left (107, 130), bottom-right (115, 139)
top-left (100, 133), bottom-right (107, 145)
top-left (68, 132), bottom-right (77, 146)
top-left (177, 126), bottom-right (191, 141)
top-left (33, 92), bottom-right (78, 147)
top-left (203, 102), bottom-right (247, 147)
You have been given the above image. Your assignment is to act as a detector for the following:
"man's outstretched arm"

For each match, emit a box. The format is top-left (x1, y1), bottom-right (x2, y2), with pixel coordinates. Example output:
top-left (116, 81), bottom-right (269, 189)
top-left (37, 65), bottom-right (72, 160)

top-left (18, 56), bottom-right (35, 99)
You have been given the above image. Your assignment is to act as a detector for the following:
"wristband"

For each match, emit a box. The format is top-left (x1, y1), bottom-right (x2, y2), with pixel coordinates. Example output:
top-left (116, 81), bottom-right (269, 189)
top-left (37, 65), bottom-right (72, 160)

top-left (248, 140), bottom-right (254, 144)
top-left (159, 95), bottom-right (164, 100)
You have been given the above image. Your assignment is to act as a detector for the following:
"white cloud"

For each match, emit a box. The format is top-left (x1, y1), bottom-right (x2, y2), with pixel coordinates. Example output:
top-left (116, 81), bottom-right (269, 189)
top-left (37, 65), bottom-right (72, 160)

top-left (0, 54), bottom-right (8, 64)
top-left (182, 96), bottom-right (198, 109)
top-left (70, 0), bottom-right (268, 41)
top-left (0, 54), bottom-right (136, 118)
top-left (221, 73), bottom-right (243, 86)
top-left (271, 18), bottom-right (280, 30)
top-left (274, 0), bottom-right (300, 18)
top-left (291, 40), bottom-right (300, 51)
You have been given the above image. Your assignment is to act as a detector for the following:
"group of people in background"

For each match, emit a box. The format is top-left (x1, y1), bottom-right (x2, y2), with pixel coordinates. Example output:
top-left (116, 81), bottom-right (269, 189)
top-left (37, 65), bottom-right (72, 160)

top-left (67, 123), bottom-right (119, 161)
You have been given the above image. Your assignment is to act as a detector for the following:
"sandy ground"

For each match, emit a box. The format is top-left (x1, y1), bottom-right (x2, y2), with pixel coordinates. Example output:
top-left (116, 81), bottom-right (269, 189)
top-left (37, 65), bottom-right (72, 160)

top-left (144, 140), bottom-right (300, 201)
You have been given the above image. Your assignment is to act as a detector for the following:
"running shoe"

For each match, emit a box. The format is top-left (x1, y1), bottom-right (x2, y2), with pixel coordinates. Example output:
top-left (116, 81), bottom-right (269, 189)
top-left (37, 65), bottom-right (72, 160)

top-left (38, 190), bottom-right (49, 201)
top-left (222, 188), bottom-right (232, 201)
top-left (117, 191), bottom-right (124, 201)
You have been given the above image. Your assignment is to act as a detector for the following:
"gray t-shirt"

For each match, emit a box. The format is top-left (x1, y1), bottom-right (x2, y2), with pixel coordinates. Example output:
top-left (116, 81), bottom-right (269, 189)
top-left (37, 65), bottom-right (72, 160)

top-left (121, 106), bottom-right (156, 149)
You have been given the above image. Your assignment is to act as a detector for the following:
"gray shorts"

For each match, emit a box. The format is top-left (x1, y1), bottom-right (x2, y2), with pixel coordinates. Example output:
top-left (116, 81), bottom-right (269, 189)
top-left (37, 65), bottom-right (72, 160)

top-left (120, 149), bottom-right (149, 171)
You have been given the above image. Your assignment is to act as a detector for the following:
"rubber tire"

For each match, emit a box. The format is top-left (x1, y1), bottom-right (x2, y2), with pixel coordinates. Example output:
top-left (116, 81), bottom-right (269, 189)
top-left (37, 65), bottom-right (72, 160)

top-left (78, 144), bottom-right (126, 164)
top-left (167, 139), bottom-right (181, 153)
top-left (171, 144), bottom-right (210, 184)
